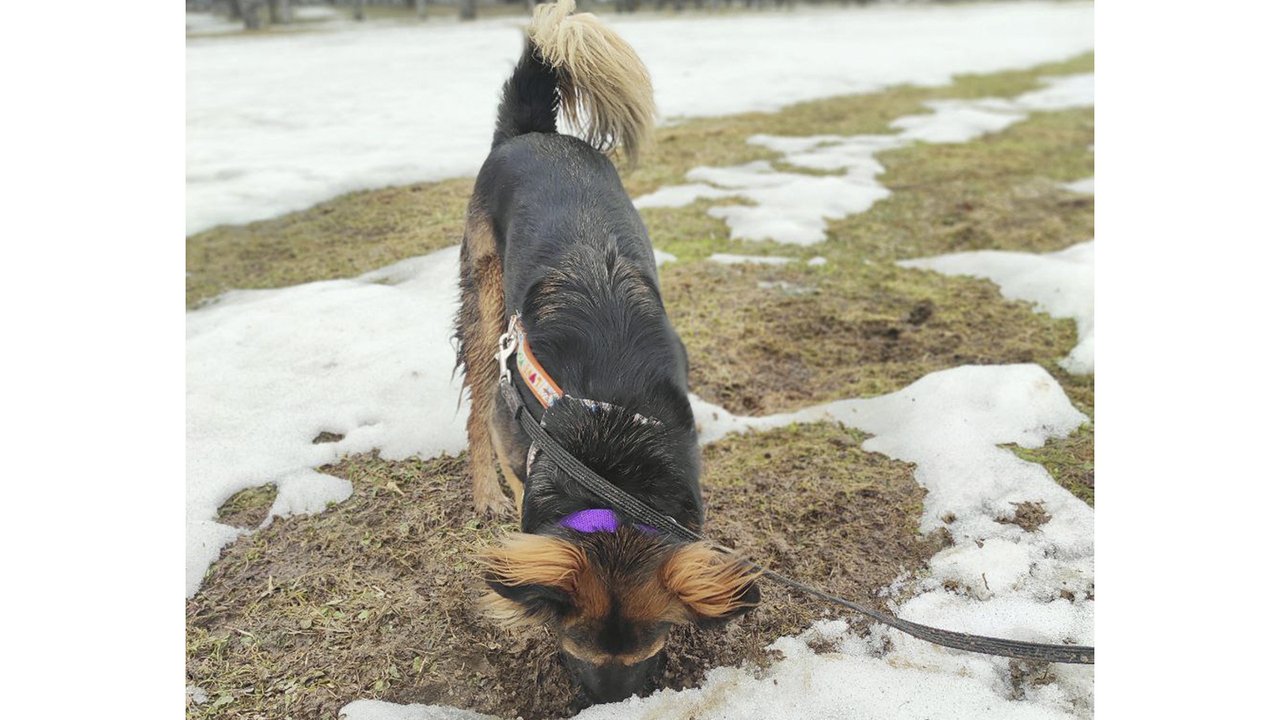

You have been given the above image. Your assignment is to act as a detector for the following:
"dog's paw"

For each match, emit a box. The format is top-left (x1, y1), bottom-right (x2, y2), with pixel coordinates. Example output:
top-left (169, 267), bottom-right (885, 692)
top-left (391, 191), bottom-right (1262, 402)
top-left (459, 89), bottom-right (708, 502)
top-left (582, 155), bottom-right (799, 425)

top-left (474, 492), bottom-right (515, 518)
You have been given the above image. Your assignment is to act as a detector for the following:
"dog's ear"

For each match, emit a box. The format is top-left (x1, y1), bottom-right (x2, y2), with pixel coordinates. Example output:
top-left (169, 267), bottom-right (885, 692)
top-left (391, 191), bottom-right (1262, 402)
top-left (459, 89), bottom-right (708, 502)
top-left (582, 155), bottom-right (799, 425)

top-left (661, 542), bottom-right (761, 626)
top-left (478, 533), bottom-right (585, 627)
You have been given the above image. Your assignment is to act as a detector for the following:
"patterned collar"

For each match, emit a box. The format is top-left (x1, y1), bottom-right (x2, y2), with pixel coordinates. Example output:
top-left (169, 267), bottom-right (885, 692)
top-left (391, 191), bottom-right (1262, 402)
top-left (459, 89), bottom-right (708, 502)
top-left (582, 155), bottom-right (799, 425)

top-left (505, 314), bottom-right (662, 427)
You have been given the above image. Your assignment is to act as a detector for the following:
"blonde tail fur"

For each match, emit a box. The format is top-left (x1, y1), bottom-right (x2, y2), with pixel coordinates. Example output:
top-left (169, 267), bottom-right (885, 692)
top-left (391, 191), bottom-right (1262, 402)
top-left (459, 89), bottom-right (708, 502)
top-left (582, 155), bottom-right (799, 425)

top-left (527, 0), bottom-right (656, 165)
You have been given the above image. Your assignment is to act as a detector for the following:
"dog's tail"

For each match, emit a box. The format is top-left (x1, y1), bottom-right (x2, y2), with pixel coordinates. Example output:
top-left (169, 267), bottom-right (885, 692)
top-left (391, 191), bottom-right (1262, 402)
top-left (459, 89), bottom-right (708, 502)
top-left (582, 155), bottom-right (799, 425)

top-left (493, 0), bottom-right (655, 165)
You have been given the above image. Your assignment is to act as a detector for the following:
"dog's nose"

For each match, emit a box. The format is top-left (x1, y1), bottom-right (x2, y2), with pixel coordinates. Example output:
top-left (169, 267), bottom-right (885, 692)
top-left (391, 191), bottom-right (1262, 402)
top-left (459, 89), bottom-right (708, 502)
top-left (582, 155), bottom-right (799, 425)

top-left (583, 662), bottom-right (649, 703)
top-left (564, 653), bottom-right (662, 704)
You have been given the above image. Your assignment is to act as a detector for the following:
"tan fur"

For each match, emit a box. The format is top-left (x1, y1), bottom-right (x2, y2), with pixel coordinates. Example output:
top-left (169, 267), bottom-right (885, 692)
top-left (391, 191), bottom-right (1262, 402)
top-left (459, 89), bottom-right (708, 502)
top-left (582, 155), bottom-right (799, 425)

top-left (479, 590), bottom-right (547, 629)
top-left (528, 0), bottom-right (656, 165)
top-left (562, 636), bottom-right (666, 666)
top-left (490, 418), bottom-right (526, 517)
top-left (459, 208), bottom-right (513, 516)
top-left (661, 542), bottom-right (762, 620)
top-left (479, 533), bottom-right (587, 589)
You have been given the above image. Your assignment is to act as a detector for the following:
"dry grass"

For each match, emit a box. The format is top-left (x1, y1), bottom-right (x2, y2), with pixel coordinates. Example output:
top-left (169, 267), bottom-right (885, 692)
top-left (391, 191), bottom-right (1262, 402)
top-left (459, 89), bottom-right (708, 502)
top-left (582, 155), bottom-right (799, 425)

top-left (187, 424), bottom-right (936, 719)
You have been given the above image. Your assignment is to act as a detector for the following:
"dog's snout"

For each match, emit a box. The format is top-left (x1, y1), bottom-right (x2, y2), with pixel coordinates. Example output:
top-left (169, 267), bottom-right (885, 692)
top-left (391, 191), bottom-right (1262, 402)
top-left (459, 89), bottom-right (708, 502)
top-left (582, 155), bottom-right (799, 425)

top-left (563, 652), bottom-right (662, 704)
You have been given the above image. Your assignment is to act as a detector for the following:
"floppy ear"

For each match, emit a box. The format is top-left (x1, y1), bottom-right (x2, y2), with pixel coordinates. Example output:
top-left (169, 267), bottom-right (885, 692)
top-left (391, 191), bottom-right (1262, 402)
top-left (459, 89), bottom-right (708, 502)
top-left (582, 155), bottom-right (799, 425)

top-left (661, 542), bottom-right (761, 626)
top-left (477, 533), bottom-right (586, 628)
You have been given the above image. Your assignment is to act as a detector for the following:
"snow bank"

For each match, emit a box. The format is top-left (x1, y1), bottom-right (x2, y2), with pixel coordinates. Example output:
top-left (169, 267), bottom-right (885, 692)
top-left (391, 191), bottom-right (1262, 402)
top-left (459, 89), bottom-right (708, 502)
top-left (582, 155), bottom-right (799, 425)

top-left (185, 247), bottom-right (468, 596)
top-left (900, 241), bottom-right (1095, 374)
top-left (635, 74), bottom-right (1094, 245)
top-left (187, 2), bottom-right (1094, 233)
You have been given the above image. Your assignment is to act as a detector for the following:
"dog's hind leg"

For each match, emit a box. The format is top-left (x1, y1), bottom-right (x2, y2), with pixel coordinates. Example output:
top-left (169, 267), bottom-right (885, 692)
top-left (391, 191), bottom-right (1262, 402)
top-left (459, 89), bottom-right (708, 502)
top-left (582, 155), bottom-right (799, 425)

top-left (457, 208), bottom-right (513, 517)
top-left (490, 414), bottom-right (526, 520)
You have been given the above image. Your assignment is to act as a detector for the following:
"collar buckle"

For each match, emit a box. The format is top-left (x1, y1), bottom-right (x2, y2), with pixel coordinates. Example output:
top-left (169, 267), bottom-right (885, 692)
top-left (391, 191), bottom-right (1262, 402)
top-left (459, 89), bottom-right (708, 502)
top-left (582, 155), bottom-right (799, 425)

top-left (494, 314), bottom-right (519, 386)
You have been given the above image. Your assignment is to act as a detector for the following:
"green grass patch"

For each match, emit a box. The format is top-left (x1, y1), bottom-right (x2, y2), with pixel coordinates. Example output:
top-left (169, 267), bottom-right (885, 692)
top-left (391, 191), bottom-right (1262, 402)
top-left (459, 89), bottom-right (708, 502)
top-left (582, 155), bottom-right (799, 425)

top-left (1008, 425), bottom-right (1095, 507)
top-left (187, 178), bottom-right (473, 307)
top-left (215, 483), bottom-right (278, 529)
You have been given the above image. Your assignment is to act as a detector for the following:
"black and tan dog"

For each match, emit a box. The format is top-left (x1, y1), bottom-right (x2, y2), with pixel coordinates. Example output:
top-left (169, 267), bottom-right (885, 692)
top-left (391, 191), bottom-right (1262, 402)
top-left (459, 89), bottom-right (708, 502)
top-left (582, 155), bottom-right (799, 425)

top-left (453, 0), bottom-right (759, 705)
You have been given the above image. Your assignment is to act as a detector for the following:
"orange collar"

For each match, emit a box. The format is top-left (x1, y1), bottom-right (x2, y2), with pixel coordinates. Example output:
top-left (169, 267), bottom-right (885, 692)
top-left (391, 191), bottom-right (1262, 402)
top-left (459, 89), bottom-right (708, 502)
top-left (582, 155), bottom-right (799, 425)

top-left (511, 315), bottom-right (563, 408)
top-left (497, 314), bottom-right (663, 428)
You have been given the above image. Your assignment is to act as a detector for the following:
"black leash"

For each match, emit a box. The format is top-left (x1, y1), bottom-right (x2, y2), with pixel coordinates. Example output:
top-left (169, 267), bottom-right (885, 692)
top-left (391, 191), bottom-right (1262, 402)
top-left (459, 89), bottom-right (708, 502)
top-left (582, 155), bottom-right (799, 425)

top-left (498, 374), bottom-right (1094, 665)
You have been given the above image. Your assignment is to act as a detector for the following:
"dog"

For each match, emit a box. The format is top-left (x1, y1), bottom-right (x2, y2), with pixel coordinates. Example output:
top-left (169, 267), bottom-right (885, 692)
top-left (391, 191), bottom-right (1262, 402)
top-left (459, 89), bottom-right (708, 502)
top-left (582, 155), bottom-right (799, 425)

top-left (453, 0), bottom-right (760, 704)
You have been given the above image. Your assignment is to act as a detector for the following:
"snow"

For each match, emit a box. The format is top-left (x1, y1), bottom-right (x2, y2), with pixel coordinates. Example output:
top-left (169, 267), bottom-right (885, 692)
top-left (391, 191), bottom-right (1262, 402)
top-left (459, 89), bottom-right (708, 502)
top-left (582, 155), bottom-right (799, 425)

top-left (807, 257), bottom-right (827, 266)
top-left (634, 74), bottom-right (1094, 245)
top-left (653, 248), bottom-right (677, 266)
top-left (708, 253), bottom-right (793, 266)
top-left (900, 241), bottom-right (1095, 374)
top-left (187, 2), bottom-right (1094, 233)
top-left (1062, 177), bottom-right (1095, 194)
top-left (185, 247), bottom-right (468, 596)
top-left (339, 700), bottom-right (492, 720)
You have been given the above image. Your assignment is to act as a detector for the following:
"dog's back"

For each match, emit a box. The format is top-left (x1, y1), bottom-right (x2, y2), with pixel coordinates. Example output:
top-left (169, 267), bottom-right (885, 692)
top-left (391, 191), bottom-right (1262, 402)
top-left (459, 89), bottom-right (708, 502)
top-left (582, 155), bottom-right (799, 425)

top-left (456, 0), bottom-right (695, 520)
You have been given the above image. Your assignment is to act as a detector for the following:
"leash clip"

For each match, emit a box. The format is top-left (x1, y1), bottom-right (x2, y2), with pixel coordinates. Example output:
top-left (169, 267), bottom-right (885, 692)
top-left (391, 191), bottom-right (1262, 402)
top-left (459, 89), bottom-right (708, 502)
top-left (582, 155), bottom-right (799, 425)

top-left (494, 314), bottom-right (520, 385)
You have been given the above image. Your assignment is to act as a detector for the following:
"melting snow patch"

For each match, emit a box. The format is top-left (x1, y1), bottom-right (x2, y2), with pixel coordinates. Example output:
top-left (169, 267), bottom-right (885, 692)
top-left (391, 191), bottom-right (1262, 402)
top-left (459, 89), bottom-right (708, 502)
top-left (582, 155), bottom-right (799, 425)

top-left (684, 364), bottom-right (1094, 717)
top-left (807, 256), bottom-right (828, 266)
top-left (185, 247), bottom-right (468, 597)
top-left (1062, 177), bottom-right (1095, 194)
top-left (188, 3), bottom-right (1093, 232)
top-left (900, 241), bottom-right (1094, 374)
top-left (653, 248), bottom-right (677, 266)
top-left (339, 700), bottom-right (494, 720)
top-left (708, 253), bottom-right (794, 266)
top-left (634, 74), bottom-right (1094, 245)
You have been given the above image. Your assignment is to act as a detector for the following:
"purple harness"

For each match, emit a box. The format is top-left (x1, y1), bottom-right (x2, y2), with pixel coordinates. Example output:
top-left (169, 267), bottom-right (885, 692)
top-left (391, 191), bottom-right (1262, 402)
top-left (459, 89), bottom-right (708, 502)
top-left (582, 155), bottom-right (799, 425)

top-left (559, 508), bottom-right (659, 535)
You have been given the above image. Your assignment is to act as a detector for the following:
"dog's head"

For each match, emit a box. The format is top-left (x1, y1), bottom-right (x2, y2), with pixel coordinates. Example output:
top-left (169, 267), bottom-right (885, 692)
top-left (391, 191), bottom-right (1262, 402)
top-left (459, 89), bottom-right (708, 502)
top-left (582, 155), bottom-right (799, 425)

top-left (479, 529), bottom-right (760, 703)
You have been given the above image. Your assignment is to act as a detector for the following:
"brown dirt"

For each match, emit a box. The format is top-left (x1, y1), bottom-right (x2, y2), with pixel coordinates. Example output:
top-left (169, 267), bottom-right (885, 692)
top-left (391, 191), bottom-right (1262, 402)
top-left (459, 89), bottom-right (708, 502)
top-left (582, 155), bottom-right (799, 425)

top-left (186, 423), bottom-right (936, 719)
top-left (666, 259), bottom-right (1078, 416)
top-left (216, 484), bottom-right (278, 529)
top-left (998, 501), bottom-right (1051, 533)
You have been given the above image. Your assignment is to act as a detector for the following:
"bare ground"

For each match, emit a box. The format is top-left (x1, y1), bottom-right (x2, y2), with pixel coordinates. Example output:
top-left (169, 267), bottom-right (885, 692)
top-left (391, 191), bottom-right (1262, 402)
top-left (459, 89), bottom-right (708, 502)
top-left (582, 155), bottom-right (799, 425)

top-left (187, 424), bottom-right (938, 719)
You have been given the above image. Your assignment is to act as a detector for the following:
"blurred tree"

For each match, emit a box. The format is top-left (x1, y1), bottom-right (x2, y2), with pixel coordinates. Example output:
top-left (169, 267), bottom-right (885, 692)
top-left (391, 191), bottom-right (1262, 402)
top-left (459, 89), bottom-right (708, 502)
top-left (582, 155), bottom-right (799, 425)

top-left (354, 0), bottom-right (367, 21)
top-left (268, 0), bottom-right (292, 23)
top-left (242, 0), bottom-right (263, 28)
top-left (460, 0), bottom-right (477, 20)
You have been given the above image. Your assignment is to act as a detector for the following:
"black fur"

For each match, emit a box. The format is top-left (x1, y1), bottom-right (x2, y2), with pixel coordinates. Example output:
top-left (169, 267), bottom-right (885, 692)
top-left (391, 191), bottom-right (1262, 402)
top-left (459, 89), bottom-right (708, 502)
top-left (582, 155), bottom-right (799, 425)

top-left (475, 41), bottom-right (703, 535)
top-left (492, 40), bottom-right (560, 147)
top-left (464, 40), bottom-right (750, 706)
